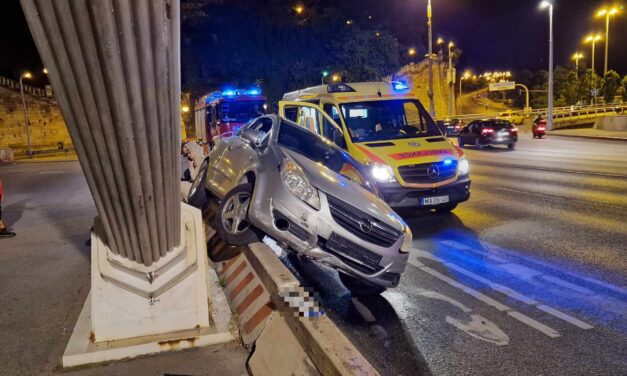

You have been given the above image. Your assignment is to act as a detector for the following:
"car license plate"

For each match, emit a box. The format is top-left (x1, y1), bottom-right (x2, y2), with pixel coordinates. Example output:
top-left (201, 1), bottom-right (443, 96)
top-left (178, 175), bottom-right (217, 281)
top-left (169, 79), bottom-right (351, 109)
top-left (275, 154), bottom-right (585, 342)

top-left (421, 195), bottom-right (449, 206)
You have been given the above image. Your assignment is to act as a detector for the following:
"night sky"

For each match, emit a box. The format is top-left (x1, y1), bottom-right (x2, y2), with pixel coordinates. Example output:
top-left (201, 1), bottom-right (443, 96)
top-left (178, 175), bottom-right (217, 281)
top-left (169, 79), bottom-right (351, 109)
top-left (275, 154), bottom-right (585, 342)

top-left (1, 0), bottom-right (625, 82)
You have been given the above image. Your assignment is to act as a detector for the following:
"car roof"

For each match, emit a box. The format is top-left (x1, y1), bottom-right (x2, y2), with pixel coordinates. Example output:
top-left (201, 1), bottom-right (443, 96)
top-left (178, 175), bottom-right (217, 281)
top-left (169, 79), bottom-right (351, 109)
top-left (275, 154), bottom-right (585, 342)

top-left (282, 82), bottom-right (416, 103)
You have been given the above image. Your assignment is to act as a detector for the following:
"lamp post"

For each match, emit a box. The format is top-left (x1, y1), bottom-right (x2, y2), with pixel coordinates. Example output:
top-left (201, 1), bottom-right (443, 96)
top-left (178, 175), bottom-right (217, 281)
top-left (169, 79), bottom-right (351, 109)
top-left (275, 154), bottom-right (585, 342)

top-left (597, 6), bottom-right (619, 75)
top-left (408, 47), bottom-right (416, 63)
top-left (585, 33), bottom-right (602, 104)
top-left (458, 71), bottom-right (471, 115)
top-left (321, 70), bottom-right (329, 85)
top-left (427, 0), bottom-right (435, 117)
top-left (448, 41), bottom-right (455, 116)
top-left (540, 0), bottom-right (554, 131)
top-left (572, 52), bottom-right (584, 79)
top-left (19, 71), bottom-right (33, 158)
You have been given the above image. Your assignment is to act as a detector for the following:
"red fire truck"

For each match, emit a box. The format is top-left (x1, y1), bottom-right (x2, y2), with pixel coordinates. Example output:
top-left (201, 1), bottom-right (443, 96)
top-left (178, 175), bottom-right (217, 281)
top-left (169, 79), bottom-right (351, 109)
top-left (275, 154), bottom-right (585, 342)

top-left (194, 88), bottom-right (267, 146)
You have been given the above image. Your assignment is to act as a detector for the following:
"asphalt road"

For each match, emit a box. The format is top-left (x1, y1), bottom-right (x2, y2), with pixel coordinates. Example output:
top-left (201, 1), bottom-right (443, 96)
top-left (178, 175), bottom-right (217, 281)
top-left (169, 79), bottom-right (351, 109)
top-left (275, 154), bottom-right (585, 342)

top-left (287, 132), bottom-right (627, 376)
top-left (2, 132), bottom-right (625, 375)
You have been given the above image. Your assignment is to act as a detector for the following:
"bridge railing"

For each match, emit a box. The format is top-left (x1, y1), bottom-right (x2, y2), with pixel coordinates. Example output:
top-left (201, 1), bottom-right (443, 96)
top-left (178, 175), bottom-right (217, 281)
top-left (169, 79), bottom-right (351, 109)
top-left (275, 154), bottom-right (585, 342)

top-left (0, 75), bottom-right (47, 97)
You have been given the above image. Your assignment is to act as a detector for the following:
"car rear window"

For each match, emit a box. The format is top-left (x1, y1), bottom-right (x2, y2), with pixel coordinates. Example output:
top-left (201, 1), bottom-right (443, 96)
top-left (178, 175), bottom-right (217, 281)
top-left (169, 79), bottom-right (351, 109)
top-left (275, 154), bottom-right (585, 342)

top-left (484, 121), bottom-right (512, 130)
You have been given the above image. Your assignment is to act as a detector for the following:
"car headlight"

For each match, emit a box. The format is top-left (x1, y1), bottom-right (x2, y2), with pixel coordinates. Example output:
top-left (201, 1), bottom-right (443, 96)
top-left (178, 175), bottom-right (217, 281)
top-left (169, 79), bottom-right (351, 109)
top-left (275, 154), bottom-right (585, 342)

top-left (280, 158), bottom-right (320, 210)
top-left (371, 163), bottom-right (397, 183)
top-left (457, 158), bottom-right (470, 176)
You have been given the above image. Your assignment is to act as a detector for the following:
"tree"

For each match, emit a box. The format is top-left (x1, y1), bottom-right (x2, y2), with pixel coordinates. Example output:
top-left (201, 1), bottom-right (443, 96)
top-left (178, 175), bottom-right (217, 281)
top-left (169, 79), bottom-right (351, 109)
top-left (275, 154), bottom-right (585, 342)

top-left (622, 76), bottom-right (627, 101)
top-left (602, 70), bottom-right (621, 103)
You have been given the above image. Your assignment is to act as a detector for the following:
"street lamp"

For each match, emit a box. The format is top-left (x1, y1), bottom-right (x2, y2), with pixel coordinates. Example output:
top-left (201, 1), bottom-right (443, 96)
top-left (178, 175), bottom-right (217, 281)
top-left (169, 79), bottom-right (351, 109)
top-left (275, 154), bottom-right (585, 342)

top-left (408, 47), bottom-right (416, 63)
top-left (540, 0), bottom-right (554, 130)
top-left (597, 6), bottom-right (620, 75)
top-left (584, 33), bottom-right (602, 104)
top-left (572, 52), bottom-right (584, 79)
top-left (332, 74), bottom-right (341, 83)
top-left (459, 70), bottom-right (472, 98)
top-left (427, 0), bottom-right (435, 117)
top-left (346, 19), bottom-right (353, 25)
top-left (321, 70), bottom-right (329, 85)
top-left (448, 41), bottom-right (455, 116)
top-left (19, 71), bottom-right (33, 158)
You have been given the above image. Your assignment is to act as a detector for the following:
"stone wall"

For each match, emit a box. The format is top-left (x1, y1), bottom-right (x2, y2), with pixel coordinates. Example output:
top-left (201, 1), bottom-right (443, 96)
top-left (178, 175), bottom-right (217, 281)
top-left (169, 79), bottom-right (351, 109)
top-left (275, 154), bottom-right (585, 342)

top-left (390, 58), bottom-right (451, 119)
top-left (0, 86), bottom-right (72, 156)
top-left (595, 115), bottom-right (627, 131)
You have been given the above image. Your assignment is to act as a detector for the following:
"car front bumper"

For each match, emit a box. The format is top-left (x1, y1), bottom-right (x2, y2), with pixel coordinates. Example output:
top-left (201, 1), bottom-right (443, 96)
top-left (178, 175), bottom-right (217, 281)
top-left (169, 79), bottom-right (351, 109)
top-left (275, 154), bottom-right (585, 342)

top-left (248, 180), bottom-right (409, 289)
top-left (377, 176), bottom-right (471, 209)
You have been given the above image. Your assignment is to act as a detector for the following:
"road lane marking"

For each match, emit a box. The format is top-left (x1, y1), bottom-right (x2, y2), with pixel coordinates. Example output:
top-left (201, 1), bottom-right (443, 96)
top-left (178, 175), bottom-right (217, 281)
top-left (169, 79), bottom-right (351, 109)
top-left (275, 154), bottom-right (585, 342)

top-left (414, 250), bottom-right (594, 330)
top-left (39, 170), bottom-right (67, 174)
top-left (471, 161), bottom-right (627, 179)
top-left (541, 275), bottom-right (595, 296)
top-left (536, 305), bottom-right (594, 330)
top-left (410, 258), bottom-right (561, 337)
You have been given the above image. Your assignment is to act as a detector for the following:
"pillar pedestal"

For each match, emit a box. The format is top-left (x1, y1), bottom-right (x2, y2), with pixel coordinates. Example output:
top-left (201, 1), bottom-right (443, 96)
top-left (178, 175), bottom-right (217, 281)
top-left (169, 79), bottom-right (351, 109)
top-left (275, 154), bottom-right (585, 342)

top-left (62, 203), bottom-right (236, 368)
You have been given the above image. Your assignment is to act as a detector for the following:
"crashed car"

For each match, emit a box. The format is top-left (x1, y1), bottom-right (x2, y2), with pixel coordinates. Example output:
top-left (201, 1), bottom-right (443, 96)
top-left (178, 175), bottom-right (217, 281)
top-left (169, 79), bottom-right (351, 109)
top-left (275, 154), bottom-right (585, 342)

top-left (188, 114), bottom-right (412, 295)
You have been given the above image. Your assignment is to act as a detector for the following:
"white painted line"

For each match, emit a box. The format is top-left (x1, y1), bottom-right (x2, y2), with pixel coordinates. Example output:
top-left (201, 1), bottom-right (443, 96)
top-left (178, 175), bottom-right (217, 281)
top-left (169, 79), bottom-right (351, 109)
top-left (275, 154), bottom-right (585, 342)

top-left (507, 311), bottom-right (560, 338)
top-left (412, 261), bottom-right (561, 337)
top-left (440, 240), bottom-right (508, 263)
top-left (413, 250), bottom-right (594, 331)
top-left (536, 305), bottom-right (594, 330)
top-left (541, 275), bottom-right (595, 296)
top-left (39, 170), bottom-right (66, 174)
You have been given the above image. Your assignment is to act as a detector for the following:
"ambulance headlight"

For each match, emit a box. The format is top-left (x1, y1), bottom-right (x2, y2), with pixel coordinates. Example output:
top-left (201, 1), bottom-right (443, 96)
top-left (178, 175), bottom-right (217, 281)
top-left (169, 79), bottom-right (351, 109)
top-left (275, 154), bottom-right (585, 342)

top-left (457, 158), bottom-right (470, 176)
top-left (371, 164), bottom-right (397, 183)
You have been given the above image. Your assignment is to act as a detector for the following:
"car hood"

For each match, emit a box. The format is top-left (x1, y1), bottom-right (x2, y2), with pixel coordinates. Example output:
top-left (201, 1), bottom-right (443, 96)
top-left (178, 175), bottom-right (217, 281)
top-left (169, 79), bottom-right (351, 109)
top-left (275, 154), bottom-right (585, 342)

top-left (352, 138), bottom-right (462, 166)
top-left (280, 147), bottom-right (405, 233)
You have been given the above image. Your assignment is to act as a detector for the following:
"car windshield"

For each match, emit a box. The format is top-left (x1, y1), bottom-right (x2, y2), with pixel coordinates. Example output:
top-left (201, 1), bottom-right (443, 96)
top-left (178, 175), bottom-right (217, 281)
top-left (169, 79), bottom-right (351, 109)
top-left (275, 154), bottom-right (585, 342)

top-left (340, 99), bottom-right (442, 142)
top-left (221, 101), bottom-right (266, 123)
top-left (277, 120), bottom-right (376, 193)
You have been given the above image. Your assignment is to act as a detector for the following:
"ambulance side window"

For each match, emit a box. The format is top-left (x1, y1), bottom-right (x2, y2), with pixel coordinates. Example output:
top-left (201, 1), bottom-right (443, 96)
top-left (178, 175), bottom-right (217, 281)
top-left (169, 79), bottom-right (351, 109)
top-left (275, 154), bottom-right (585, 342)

top-left (283, 107), bottom-right (299, 123)
top-left (322, 104), bottom-right (340, 139)
top-left (298, 106), bottom-right (321, 135)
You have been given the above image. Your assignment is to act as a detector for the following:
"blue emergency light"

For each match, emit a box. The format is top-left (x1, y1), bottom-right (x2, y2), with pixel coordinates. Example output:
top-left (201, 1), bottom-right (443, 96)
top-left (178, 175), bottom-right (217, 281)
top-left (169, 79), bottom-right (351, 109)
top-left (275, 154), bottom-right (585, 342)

top-left (392, 81), bottom-right (409, 91)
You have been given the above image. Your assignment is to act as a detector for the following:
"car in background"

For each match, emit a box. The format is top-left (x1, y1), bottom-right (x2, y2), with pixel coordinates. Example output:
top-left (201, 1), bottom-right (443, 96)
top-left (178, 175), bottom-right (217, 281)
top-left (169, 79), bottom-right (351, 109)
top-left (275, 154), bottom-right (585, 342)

top-left (188, 115), bottom-right (411, 296)
top-left (437, 118), bottom-right (464, 137)
top-left (458, 119), bottom-right (518, 150)
top-left (497, 110), bottom-right (524, 125)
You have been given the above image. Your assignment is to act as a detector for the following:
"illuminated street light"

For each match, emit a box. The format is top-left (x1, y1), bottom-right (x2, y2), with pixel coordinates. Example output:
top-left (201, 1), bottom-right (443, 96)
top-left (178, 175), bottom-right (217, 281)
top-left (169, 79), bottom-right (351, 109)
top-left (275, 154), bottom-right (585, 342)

top-left (346, 19), bottom-right (353, 25)
top-left (19, 71), bottom-right (33, 158)
top-left (294, 5), bottom-right (304, 15)
top-left (408, 47), bottom-right (416, 63)
top-left (181, 105), bottom-right (190, 113)
top-left (597, 5), bottom-right (620, 75)
top-left (43, 68), bottom-right (48, 74)
top-left (584, 33), bottom-right (602, 104)
top-left (332, 74), bottom-right (341, 82)
top-left (375, 31), bottom-right (381, 37)
top-left (321, 70), bottom-right (329, 84)
top-left (572, 52), bottom-right (584, 79)
top-left (539, 0), bottom-right (554, 130)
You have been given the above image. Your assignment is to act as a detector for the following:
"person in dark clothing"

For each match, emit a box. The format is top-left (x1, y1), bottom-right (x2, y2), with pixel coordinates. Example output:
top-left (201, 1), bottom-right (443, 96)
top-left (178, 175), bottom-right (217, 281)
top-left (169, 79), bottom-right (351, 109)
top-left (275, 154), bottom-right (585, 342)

top-left (0, 180), bottom-right (16, 238)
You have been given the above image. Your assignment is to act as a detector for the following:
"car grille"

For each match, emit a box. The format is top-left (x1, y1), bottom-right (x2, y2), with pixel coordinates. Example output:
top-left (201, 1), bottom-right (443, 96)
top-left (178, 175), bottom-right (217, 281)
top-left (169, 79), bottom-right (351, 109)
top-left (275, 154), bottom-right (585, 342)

top-left (322, 233), bottom-right (383, 274)
top-left (326, 195), bottom-right (402, 248)
top-left (397, 160), bottom-right (457, 184)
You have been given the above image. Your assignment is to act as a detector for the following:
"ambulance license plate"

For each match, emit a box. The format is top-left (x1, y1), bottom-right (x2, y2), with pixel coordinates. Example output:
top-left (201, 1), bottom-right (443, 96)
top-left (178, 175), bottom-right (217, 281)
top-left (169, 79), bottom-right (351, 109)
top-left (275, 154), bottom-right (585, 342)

top-left (421, 196), bottom-right (450, 206)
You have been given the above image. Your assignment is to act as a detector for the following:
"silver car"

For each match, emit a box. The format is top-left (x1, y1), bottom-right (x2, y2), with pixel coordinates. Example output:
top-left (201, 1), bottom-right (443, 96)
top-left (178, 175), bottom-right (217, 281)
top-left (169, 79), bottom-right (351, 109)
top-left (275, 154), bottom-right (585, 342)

top-left (188, 115), bottom-right (412, 295)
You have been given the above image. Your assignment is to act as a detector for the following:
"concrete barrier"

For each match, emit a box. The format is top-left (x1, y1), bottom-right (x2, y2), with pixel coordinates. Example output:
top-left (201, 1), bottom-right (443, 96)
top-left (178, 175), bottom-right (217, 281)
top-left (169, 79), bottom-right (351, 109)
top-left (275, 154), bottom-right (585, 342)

top-left (595, 115), bottom-right (627, 131)
top-left (0, 148), bottom-right (14, 165)
top-left (205, 218), bottom-right (379, 375)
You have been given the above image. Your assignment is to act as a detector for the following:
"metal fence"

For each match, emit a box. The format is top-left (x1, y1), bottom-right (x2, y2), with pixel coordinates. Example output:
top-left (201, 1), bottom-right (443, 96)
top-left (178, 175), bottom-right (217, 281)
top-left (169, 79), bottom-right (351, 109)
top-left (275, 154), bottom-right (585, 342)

top-left (0, 75), bottom-right (47, 97)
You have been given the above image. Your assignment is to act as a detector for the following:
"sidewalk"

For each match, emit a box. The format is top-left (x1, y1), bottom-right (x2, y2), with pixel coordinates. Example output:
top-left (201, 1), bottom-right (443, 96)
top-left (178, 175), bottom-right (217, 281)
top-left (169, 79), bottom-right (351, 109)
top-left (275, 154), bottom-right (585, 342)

top-left (14, 153), bottom-right (78, 163)
top-left (548, 128), bottom-right (627, 141)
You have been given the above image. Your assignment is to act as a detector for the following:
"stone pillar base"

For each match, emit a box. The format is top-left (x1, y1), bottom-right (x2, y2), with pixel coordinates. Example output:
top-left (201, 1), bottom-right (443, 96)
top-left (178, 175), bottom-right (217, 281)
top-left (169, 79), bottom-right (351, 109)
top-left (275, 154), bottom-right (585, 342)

top-left (62, 203), bottom-right (236, 368)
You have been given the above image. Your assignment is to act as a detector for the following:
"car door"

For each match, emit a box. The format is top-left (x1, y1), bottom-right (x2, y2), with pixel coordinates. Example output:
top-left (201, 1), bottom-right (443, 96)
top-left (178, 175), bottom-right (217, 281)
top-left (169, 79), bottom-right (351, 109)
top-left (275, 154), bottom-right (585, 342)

top-left (208, 117), bottom-right (273, 197)
top-left (460, 122), bottom-right (474, 144)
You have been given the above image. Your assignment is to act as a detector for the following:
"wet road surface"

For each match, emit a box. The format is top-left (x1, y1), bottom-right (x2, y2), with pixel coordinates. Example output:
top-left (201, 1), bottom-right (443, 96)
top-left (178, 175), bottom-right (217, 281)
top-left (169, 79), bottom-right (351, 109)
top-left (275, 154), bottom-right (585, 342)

top-left (288, 134), bottom-right (627, 376)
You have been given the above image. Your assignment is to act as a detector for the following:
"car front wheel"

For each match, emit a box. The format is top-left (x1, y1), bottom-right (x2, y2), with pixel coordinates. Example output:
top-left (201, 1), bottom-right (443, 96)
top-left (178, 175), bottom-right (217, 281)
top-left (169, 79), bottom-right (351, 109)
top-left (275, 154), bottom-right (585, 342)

top-left (187, 158), bottom-right (210, 209)
top-left (215, 183), bottom-right (260, 246)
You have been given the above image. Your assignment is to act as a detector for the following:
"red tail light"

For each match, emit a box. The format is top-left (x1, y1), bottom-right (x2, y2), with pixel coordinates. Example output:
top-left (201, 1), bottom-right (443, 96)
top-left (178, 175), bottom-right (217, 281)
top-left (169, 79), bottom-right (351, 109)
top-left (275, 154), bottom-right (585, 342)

top-left (481, 128), bottom-right (494, 135)
top-left (455, 125), bottom-right (461, 130)
top-left (537, 126), bottom-right (545, 131)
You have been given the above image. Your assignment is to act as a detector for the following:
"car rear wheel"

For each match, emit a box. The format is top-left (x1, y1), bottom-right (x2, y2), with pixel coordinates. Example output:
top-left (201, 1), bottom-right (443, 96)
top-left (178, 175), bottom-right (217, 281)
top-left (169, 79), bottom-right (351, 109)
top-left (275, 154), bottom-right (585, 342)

top-left (508, 143), bottom-right (516, 150)
top-left (215, 183), bottom-right (260, 246)
top-left (187, 158), bottom-right (210, 209)
top-left (339, 272), bottom-right (386, 296)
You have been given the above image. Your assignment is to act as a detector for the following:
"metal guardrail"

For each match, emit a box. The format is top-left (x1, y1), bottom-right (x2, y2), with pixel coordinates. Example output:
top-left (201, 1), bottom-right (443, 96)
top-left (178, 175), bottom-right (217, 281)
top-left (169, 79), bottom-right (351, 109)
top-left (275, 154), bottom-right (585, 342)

top-left (440, 102), bottom-right (626, 123)
top-left (0, 75), bottom-right (47, 97)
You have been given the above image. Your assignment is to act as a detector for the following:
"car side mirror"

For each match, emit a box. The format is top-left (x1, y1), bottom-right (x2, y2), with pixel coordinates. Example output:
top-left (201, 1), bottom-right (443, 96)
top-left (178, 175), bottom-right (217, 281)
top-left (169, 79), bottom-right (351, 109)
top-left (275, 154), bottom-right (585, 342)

top-left (240, 128), bottom-right (265, 148)
top-left (332, 128), bottom-right (347, 149)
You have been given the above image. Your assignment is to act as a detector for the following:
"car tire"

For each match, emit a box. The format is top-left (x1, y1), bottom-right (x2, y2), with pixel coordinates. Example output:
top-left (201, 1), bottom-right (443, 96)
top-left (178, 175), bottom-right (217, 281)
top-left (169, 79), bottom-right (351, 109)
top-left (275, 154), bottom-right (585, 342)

top-left (339, 273), bottom-right (386, 296)
top-left (187, 158), bottom-right (210, 209)
top-left (435, 203), bottom-right (458, 213)
top-left (215, 183), bottom-right (260, 246)
top-left (508, 143), bottom-right (516, 150)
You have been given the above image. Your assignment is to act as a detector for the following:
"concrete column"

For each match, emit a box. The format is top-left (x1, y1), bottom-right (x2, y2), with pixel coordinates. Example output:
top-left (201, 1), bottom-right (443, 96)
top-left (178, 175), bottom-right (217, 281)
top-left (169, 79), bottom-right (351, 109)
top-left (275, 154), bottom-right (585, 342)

top-left (21, 0), bottom-right (181, 266)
